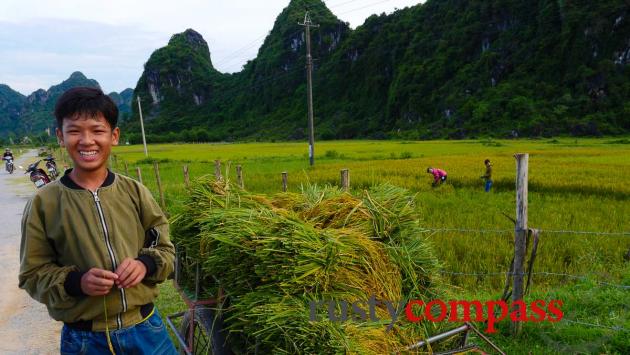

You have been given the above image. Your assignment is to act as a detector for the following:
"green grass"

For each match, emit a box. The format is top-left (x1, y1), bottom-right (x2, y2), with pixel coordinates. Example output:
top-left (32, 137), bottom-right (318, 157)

top-left (57, 138), bottom-right (630, 353)
top-left (154, 281), bottom-right (187, 346)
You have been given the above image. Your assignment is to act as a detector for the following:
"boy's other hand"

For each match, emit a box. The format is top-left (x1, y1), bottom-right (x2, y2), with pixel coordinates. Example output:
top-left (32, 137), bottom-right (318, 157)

top-left (114, 258), bottom-right (147, 289)
top-left (81, 268), bottom-right (118, 296)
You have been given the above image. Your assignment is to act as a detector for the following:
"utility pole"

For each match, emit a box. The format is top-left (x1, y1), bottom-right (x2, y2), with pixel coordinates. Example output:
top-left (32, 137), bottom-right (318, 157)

top-left (136, 96), bottom-right (149, 157)
top-left (299, 11), bottom-right (318, 166)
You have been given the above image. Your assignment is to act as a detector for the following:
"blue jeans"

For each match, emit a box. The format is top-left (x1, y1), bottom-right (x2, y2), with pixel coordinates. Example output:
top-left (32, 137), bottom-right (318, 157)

top-left (485, 180), bottom-right (493, 192)
top-left (60, 308), bottom-right (177, 355)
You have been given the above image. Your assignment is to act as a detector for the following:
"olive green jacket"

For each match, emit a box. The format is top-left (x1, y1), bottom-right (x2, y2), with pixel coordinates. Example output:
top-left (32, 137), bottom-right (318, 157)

top-left (482, 164), bottom-right (493, 181)
top-left (19, 169), bottom-right (175, 331)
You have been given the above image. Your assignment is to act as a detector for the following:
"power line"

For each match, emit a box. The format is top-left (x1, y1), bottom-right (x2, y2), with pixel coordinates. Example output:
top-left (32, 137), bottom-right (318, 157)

top-left (218, 0), bottom-right (398, 72)
top-left (337, 0), bottom-right (393, 16)
top-left (326, 0), bottom-right (367, 8)
top-left (215, 59), bottom-right (306, 98)
top-left (213, 33), bottom-right (268, 68)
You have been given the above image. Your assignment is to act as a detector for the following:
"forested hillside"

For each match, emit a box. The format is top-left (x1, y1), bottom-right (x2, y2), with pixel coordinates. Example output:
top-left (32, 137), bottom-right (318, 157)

top-left (126, 0), bottom-right (630, 142)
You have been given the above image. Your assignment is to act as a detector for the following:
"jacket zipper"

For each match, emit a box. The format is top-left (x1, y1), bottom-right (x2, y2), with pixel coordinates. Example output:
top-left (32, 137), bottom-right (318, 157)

top-left (150, 229), bottom-right (160, 248)
top-left (92, 189), bottom-right (128, 330)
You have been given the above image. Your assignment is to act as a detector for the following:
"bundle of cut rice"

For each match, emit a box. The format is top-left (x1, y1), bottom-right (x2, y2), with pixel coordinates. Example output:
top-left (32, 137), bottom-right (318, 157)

top-left (171, 178), bottom-right (443, 354)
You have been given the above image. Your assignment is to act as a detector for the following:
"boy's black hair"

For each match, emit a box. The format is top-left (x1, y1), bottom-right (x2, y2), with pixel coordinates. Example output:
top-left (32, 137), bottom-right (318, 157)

top-left (54, 87), bottom-right (118, 130)
top-left (484, 159), bottom-right (491, 164)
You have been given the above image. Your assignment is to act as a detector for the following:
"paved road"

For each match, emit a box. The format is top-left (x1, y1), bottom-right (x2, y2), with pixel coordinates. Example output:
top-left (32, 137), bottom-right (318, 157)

top-left (0, 149), bottom-right (60, 354)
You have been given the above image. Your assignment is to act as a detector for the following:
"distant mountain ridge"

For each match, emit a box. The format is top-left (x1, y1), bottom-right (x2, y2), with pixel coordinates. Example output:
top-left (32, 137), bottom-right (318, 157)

top-left (2, 0), bottom-right (629, 141)
top-left (0, 84), bottom-right (25, 136)
top-left (125, 0), bottom-right (630, 141)
top-left (0, 72), bottom-right (133, 138)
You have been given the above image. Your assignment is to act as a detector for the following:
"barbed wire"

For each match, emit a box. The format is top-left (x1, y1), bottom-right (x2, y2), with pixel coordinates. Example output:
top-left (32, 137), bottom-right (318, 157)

top-left (533, 272), bottom-right (630, 289)
top-left (438, 270), bottom-right (511, 277)
top-left (437, 270), bottom-right (630, 289)
top-left (562, 318), bottom-right (628, 332)
top-left (538, 229), bottom-right (630, 237)
top-left (425, 228), bottom-right (511, 234)
top-left (424, 227), bottom-right (630, 237)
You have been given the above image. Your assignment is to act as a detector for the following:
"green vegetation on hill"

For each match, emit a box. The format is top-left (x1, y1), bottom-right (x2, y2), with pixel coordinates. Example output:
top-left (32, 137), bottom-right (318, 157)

top-left (0, 71), bottom-right (133, 139)
top-left (125, 0), bottom-right (630, 143)
top-left (0, 84), bottom-right (26, 135)
top-left (18, 72), bottom-right (101, 135)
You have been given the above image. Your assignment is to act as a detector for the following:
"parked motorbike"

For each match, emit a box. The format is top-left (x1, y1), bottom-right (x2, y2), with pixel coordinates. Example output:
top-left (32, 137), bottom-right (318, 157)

top-left (3, 157), bottom-right (14, 174)
top-left (43, 155), bottom-right (58, 180)
top-left (24, 160), bottom-right (51, 189)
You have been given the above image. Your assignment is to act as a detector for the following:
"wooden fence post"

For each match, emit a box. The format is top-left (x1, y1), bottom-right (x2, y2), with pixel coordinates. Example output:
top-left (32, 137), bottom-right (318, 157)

top-left (124, 162), bottom-right (129, 176)
top-left (282, 172), bottom-right (288, 192)
top-left (340, 169), bottom-right (350, 191)
top-left (512, 153), bottom-right (528, 335)
top-left (183, 165), bottom-right (190, 188)
top-left (154, 162), bottom-right (166, 210)
top-left (236, 165), bottom-right (243, 189)
top-left (214, 160), bottom-right (222, 180)
top-left (136, 167), bottom-right (143, 184)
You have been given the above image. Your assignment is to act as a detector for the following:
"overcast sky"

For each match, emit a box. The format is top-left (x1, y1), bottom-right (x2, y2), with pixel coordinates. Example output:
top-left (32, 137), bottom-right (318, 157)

top-left (0, 0), bottom-right (421, 95)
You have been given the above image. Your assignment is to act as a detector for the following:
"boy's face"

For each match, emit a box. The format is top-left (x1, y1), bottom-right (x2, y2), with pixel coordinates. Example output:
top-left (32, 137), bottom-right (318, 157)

top-left (56, 113), bottom-right (119, 174)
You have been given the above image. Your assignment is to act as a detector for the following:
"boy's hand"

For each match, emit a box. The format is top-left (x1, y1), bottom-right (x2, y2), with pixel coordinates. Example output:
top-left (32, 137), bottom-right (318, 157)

top-left (81, 268), bottom-right (118, 296)
top-left (114, 258), bottom-right (147, 289)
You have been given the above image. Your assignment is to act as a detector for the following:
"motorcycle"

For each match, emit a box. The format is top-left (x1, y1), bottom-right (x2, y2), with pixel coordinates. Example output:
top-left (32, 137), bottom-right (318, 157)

top-left (3, 157), bottom-right (14, 174)
top-left (44, 155), bottom-right (58, 180)
top-left (24, 160), bottom-right (51, 189)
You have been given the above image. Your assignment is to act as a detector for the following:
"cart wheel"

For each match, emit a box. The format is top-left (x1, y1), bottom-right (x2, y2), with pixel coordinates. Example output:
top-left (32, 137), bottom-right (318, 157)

top-left (179, 306), bottom-right (231, 355)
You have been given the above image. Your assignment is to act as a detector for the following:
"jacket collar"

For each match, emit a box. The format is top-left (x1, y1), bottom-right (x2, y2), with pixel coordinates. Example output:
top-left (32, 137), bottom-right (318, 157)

top-left (60, 168), bottom-right (116, 190)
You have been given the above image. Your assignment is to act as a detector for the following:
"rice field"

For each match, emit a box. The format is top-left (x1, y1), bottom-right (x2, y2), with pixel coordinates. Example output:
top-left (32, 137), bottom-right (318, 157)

top-left (95, 138), bottom-right (630, 288)
top-left (59, 137), bottom-right (630, 353)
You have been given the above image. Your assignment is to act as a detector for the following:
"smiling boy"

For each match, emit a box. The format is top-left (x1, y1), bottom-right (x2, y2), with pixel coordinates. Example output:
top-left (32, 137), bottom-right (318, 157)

top-left (19, 87), bottom-right (177, 354)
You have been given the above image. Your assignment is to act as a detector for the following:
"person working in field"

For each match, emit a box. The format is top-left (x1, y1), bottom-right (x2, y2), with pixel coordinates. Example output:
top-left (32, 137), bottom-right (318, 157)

top-left (19, 87), bottom-right (177, 354)
top-left (480, 159), bottom-right (493, 192)
top-left (427, 167), bottom-right (447, 187)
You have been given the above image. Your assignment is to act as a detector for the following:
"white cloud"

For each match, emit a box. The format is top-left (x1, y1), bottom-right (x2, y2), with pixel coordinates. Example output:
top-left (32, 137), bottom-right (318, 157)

top-left (0, 0), bottom-right (422, 94)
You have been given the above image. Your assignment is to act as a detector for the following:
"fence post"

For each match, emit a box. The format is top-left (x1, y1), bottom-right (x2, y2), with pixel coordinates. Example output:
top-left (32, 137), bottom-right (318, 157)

top-left (136, 167), bottom-right (143, 184)
top-left (124, 162), bottom-right (129, 176)
top-left (282, 172), bottom-right (288, 192)
top-left (183, 165), bottom-right (190, 188)
top-left (512, 153), bottom-right (528, 335)
top-left (214, 160), bottom-right (222, 180)
top-left (340, 169), bottom-right (350, 191)
top-left (153, 162), bottom-right (166, 210)
top-left (236, 165), bottom-right (244, 189)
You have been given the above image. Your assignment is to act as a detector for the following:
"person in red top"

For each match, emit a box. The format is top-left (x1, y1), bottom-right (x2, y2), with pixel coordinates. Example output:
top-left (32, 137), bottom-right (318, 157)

top-left (427, 167), bottom-right (447, 187)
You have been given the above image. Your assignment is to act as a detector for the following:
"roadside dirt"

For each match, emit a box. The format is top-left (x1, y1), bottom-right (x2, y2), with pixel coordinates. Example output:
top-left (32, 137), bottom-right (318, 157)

top-left (0, 149), bottom-right (60, 354)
